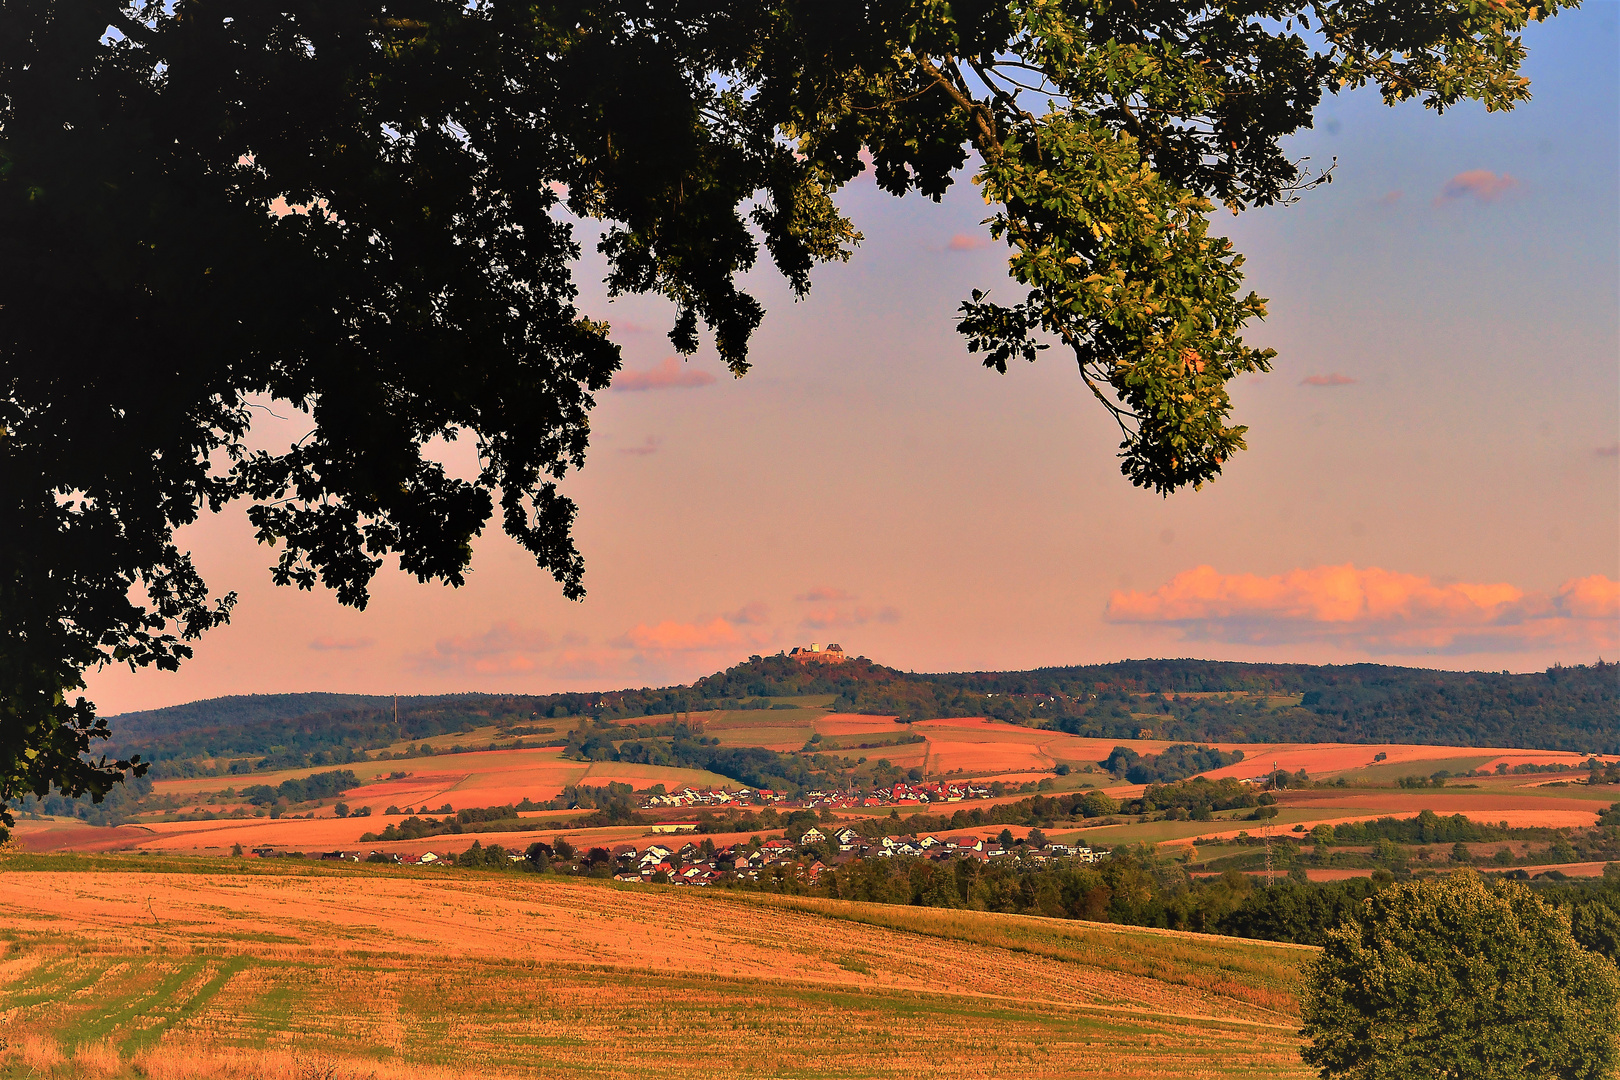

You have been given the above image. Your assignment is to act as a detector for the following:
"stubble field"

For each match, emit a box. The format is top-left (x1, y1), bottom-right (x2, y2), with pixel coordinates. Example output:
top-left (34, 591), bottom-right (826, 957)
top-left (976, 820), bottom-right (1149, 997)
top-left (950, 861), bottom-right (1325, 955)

top-left (0, 854), bottom-right (1313, 1080)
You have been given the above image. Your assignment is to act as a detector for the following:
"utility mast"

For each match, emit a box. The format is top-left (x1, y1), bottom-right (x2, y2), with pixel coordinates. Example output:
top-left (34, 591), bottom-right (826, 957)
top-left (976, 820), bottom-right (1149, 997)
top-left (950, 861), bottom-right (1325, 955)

top-left (1263, 758), bottom-right (1277, 887)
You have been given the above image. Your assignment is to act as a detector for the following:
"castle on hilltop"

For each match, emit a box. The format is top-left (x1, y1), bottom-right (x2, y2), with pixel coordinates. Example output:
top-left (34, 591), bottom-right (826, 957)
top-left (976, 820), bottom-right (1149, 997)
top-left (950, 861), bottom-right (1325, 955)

top-left (788, 643), bottom-right (846, 665)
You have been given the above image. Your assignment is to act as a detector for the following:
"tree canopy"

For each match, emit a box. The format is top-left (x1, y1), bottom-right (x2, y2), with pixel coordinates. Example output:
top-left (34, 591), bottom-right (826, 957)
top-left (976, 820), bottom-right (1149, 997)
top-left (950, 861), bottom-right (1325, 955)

top-left (0, 0), bottom-right (1571, 829)
top-left (1300, 871), bottom-right (1620, 1080)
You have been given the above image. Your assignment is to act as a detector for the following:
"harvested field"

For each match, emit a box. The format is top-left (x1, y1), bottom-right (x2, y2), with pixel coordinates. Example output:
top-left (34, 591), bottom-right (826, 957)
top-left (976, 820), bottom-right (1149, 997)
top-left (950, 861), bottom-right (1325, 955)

top-left (911, 718), bottom-right (1115, 776)
top-left (76, 751), bottom-right (739, 857)
top-left (1275, 788), bottom-right (1608, 828)
top-left (1196, 743), bottom-right (1607, 783)
top-left (0, 854), bottom-right (1314, 1079)
top-left (1509, 861), bottom-right (1618, 878)
top-left (814, 713), bottom-right (906, 736)
top-left (7, 821), bottom-right (155, 854)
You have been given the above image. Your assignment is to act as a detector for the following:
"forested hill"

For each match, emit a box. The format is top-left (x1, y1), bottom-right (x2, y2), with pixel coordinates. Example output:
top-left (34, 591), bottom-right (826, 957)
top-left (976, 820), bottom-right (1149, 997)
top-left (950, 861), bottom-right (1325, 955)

top-left (103, 692), bottom-right (558, 767)
top-left (104, 657), bottom-right (1619, 766)
top-left (701, 656), bottom-right (1620, 753)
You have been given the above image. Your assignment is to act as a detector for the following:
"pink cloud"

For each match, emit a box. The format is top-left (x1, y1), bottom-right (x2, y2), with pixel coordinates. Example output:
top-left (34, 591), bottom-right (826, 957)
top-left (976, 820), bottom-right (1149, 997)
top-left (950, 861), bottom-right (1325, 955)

top-left (725, 601), bottom-right (771, 625)
top-left (620, 436), bottom-right (661, 457)
top-left (1558, 575), bottom-right (1620, 621)
top-left (801, 605), bottom-right (900, 631)
top-left (411, 623), bottom-right (586, 675)
top-left (947, 233), bottom-right (992, 251)
top-left (1301, 373), bottom-right (1356, 387)
top-left (797, 587), bottom-right (857, 603)
top-left (1105, 564), bottom-right (1618, 654)
top-left (1596, 443), bottom-right (1620, 458)
top-left (615, 617), bottom-right (743, 653)
top-left (1438, 170), bottom-right (1519, 204)
top-left (309, 636), bottom-right (373, 651)
top-left (1377, 191), bottom-right (1402, 206)
top-left (612, 357), bottom-right (717, 392)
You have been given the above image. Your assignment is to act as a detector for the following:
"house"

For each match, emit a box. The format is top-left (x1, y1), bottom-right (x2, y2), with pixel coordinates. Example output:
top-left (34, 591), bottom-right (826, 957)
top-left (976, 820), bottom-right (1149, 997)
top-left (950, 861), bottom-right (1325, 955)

top-left (799, 826), bottom-right (826, 844)
top-left (761, 839), bottom-right (795, 857)
top-left (917, 835), bottom-right (941, 850)
top-left (948, 836), bottom-right (983, 852)
top-left (614, 872), bottom-right (643, 883)
top-left (650, 821), bottom-right (700, 834)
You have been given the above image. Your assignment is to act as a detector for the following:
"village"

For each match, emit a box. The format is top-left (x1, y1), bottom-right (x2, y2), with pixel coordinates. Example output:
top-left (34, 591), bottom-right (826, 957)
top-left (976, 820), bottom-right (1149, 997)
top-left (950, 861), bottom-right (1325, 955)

top-left (285, 826), bottom-right (1105, 884)
top-left (639, 780), bottom-right (994, 811)
top-left (602, 828), bottom-right (1106, 887)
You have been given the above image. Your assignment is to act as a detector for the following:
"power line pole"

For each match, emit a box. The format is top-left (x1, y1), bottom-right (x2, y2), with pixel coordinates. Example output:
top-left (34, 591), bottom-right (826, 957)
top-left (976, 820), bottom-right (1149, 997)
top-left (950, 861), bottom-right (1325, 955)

top-left (1264, 758), bottom-right (1277, 887)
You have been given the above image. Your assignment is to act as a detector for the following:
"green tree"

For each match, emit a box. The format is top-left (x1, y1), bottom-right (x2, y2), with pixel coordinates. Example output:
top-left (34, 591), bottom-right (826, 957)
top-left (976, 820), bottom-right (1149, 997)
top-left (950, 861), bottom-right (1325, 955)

top-left (0, 0), bottom-right (1570, 834)
top-left (523, 842), bottom-right (551, 874)
top-left (1300, 871), bottom-right (1620, 1080)
top-left (1080, 790), bottom-right (1118, 818)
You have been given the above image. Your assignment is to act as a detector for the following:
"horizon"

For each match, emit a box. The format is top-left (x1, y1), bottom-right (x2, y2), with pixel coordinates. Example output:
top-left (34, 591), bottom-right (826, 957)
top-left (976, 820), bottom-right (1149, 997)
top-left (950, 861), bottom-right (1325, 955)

top-left (101, 651), bottom-right (1611, 719)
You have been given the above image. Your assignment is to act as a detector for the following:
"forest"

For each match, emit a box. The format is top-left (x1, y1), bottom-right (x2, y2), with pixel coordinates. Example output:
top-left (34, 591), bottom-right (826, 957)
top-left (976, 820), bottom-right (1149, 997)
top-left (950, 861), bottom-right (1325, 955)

top-left (98, 656), bottom-right (1619, 766)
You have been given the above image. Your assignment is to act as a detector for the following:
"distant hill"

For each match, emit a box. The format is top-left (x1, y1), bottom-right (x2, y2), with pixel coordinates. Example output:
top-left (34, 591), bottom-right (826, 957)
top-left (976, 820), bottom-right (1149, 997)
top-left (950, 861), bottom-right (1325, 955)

top-left (703, 655), bottom-right (1620, 753)
top-left (103, 691), bottom-right (552, 768)
top-left (103, 656), bottom-right (1620, 766)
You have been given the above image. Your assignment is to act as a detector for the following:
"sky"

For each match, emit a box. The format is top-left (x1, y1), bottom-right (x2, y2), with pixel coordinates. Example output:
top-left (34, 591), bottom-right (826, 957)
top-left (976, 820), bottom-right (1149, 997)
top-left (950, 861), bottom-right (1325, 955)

top-left (89, 9), bottom-right (1620, 714)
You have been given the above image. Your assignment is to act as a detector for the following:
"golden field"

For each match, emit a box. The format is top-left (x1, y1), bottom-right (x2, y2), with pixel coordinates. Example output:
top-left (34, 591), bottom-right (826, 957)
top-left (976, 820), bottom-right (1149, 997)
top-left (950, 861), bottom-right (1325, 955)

top-left (0, 854), bottom-right (1313, 1080)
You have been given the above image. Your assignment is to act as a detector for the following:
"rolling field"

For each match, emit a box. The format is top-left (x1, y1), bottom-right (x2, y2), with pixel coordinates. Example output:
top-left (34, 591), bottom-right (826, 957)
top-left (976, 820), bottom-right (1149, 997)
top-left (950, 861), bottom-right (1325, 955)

top-left (0, 854), bottom-right (1313, 1080)
top-left (12, 710), bottom-right (1615, 860)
